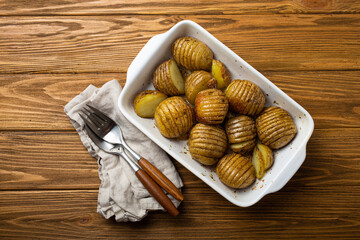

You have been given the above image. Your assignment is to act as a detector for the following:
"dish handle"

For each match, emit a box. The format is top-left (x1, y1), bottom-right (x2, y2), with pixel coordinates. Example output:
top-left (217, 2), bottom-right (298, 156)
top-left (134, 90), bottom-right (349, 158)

top-left (267, 144), bottom-right (307, 194)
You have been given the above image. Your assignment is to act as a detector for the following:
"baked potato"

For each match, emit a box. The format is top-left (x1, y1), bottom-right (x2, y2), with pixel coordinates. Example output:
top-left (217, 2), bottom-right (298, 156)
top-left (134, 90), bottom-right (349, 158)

top-left (225, 79), bottom-right (265, 116)
top-left (256, 107), bottom-right (297, 149)
top-left (252, 142), bottom-right (274, 179)
top-left (133, 90), bottom-right (168, 118)
top-left (172, 36), bottom-right (213, 71)
top-left (153, 59), bottom-right (185, 96)
top-left (154, 96), bottom-right (195, 138)
top-left (211, 59), bottom-right (231, 89)
top-left (188, 123), bottom-right (227, 165)
top-left (195, 89), bottom-right (229, 124)
top-left (185, 70), bottom-right (217, 105)
top-left (216, 153), bottom-right (256, 189)
top-left (225, 115), bottom-right (257, 154)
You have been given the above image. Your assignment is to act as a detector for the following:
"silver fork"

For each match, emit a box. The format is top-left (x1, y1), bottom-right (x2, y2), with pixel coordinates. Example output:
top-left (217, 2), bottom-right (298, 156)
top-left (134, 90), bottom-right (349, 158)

top-left (80, 118), bottom-right (179, 217)
top-left (79, 105), bottom-right (184, 201)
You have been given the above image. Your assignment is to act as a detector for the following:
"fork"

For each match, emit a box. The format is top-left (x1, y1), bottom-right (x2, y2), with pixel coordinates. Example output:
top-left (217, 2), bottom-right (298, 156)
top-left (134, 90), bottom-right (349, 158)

top-left (80, 105), bottom-right (184, 202)
top-left (80, 122), bottom-right (179, 217)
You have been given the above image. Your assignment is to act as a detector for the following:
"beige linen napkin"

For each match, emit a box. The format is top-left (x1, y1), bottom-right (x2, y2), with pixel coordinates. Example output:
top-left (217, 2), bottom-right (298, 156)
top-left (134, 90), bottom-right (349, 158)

top-left (64, 79), bottom-right (183, 222)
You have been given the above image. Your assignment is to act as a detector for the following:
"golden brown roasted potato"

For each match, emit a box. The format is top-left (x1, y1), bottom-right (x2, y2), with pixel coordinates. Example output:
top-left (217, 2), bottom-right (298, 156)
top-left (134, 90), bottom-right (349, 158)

top-left (256, 107), bottom-right (297, 149)
top-left (252, 142), bottom-right (274, 179)
top-left (225, 115), bottom-right (257, 154)
top-left (188, 123), bottom-right (227, 165)
top-left (225, 79), bottom-right (265, 116)
top-left (153, 59), bottom-right (185, 96)
top-left (211, 59), bottom-right (231, 89)
top-left (172, 36), bottom-right (213, 71)
top-left (185, 70), bottom-right (217, 105)
top-left (133, 90), bottom-right (168, 118)
top-left (195, 89), bottom-right (229, 124)
top-left (154, 96), bottom-right (195, 138)
top-left (216, 153), bottom-right (256, 189)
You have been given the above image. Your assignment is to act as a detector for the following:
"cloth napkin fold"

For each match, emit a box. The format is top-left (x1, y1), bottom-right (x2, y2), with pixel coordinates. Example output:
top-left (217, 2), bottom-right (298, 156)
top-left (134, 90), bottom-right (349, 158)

top-left (64, 79), bottom-right (183, 222)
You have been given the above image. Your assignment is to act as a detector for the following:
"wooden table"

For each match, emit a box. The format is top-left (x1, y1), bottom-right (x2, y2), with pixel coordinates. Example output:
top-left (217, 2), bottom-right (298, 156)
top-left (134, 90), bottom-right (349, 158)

top-left (1, 1), bottom-right (359, 239)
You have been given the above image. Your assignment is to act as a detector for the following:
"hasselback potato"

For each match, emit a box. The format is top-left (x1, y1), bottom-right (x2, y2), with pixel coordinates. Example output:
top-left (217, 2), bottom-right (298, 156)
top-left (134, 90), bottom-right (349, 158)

top-left (225, 115), bottom-right (257, 154)
top-left (195, 89), bottom-right (229, 124)
top-left (188, 123), bottom-right (227, 165)
top-left (216, 153), bottom-right (256, 189)
top-left (154, 96), bottom-right (195, 138)
top-left (225, 79), bottom-right (265, 116)
top-left (133, 90), bottom-right (167, 118)
top-left (211, 59), bottom-right (232, 90)
top-left (185, 70), bottom-right (217, 105)
top-left (153, 59), bottom-right (185, 96)
top-left (256, 107), bottom-right (297, 149)
top-left (172, 36), bottom-right (213, 71)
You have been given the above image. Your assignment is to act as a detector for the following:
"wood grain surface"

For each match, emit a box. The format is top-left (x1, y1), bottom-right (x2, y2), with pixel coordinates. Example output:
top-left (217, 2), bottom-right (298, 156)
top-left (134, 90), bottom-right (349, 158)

top-left (0, 1), bottom-right (359, 239)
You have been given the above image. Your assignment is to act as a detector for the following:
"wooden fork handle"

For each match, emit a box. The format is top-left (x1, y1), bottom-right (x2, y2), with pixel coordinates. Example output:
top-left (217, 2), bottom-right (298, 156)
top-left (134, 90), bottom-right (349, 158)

top-left (135, 169), bottom-right (179, 217)
top-left (139, 158), bottom-right (184, 202)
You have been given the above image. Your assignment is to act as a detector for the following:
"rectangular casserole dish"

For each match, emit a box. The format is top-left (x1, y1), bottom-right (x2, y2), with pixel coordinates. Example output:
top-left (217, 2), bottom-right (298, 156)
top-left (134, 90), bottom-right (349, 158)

top-left (118, 20), bottom-right (314, 207)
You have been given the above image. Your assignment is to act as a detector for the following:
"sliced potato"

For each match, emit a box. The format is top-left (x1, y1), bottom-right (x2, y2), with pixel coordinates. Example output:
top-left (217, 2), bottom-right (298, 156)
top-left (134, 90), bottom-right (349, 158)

top-left (172, 36), bottom-right (213, 71)
top-left (211, 59), bottom-right (231, 89)
top-left (216, 153), bottom-right (256, 189)
top-left (225, 79), bottom-right (265, 116)
top-left (225, 115), bottom-right (257, 154)
top-left (133, 90), bottom-right (167, 118)
top-left (195, 89), bottom-right (229, 124)
top-left (153, 59), bottom-right (185, 96)
top-left (154, 96), bottom-right (195, 138)
top-left (252, 142), bottom-right (274, 179)
top-left (256, 107), bottom-right (297, 149)
top-left (188, 123), bottom-right (227, 165)
top-left (185, 70), bottom-right (217, 104)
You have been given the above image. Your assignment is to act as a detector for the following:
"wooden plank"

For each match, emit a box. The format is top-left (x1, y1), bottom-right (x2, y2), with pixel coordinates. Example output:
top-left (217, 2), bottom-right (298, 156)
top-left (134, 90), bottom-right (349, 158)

top-left (0, 128), bottom-right (359, 190)
top-left (0, 71), bottom-right (359, 131)
top-left (0, 15), bottom-right (359, 73)
top-left (0, 188), bottom-right (359, 239)
top-left (0, 0), bottom-right (360, 16)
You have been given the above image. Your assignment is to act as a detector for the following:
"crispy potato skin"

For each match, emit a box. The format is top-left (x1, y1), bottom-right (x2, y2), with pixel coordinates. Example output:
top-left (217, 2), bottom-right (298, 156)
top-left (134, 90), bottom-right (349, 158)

top-left (195, 89), bottom-right (229, 124)
top-left (225, 79), bottom-right (265, 116)
top-left (225, 115), bottom-right (257, 154)
top-left (185, 70), bottom-right (217, 105)
top-left (133, 90), bottom-right (167, 118)
top-left (154, 96), bottom-right (195, 138)
top-left (216, 153), bottom-right (255, 189)
top-left (172, 37), bottom-right (213, 71)
top-left (211, 59), bottom-right (232, 89)
top-left (153, 59), bottom-right (184, 96)
top-left (256, 107), bottom-right (297, 149)
top-left (188, 123), bottom-right (227, 165)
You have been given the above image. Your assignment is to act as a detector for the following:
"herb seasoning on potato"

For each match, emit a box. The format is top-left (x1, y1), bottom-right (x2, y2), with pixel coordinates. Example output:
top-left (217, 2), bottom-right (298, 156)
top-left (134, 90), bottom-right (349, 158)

top-left (153, 59), bottom-right (185, 96)
top-left (225, 79), bottom-right (265, 116)
top-left (172, 36), bottom-right (213, 71)
top-left (256, 107), bottom-right (297, 149)
top-left (195, 89), bottom-right (229, 124)
top-left (225, 115), bottom-right (257, 154)
top-left (154, 96), bottom-right (195, 138)
top-left (188, 123), bottom-right (227, 165)
top-left (185, 70), bottom-right (217, 105)
top-left (216, 153), bottom-right (256, 189)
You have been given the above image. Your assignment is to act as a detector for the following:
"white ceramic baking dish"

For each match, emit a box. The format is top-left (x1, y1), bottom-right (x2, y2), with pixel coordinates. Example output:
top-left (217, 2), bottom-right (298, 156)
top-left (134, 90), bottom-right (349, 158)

top-left (118, 20), bottom-right (314, 207)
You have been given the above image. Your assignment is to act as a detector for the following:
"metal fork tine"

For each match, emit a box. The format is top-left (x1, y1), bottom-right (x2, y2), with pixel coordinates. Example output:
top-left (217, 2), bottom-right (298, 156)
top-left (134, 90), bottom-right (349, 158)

top-left (79, 111), bottom-right (103, 137)
top-left (86, 104), bottom-right (114, 123)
